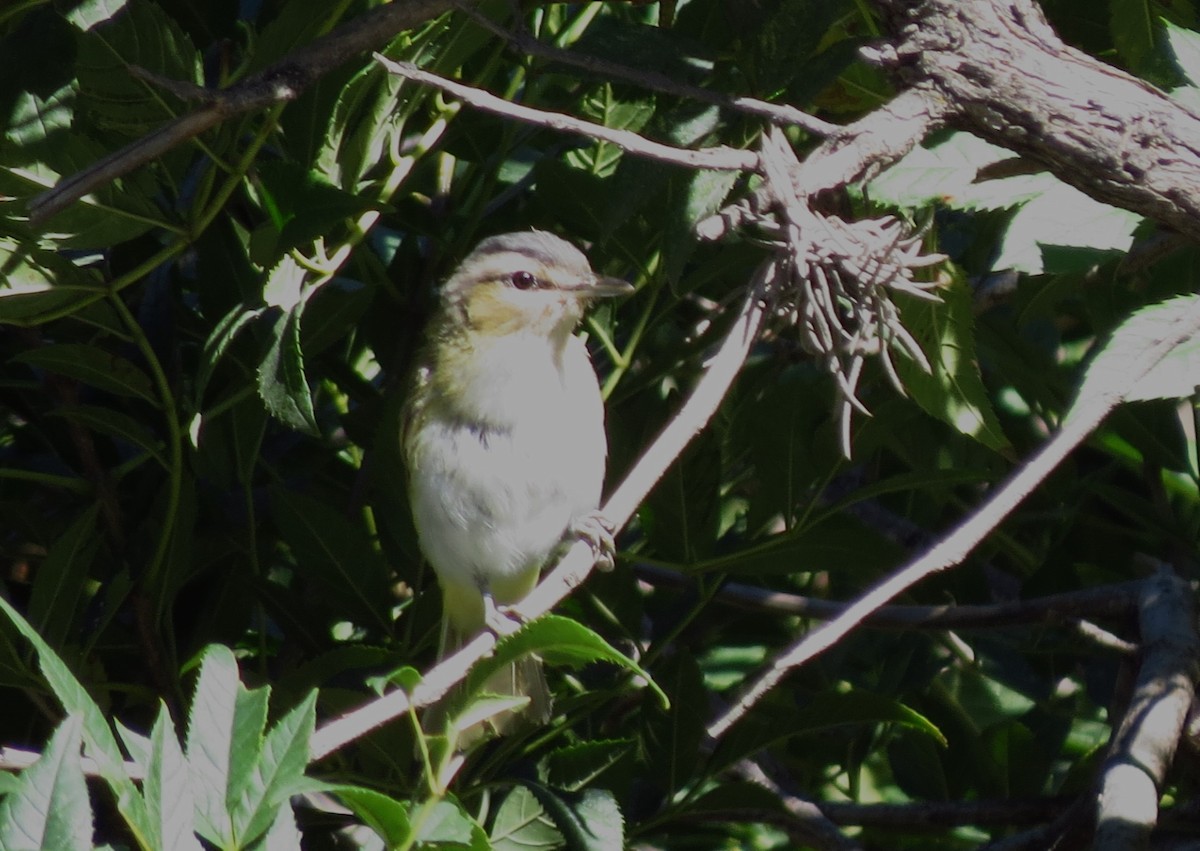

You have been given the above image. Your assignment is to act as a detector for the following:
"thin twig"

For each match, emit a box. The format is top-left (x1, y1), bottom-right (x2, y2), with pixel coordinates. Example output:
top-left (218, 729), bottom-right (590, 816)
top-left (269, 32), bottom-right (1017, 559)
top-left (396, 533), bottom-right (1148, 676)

top-left (635, 563), bottom-right (1141, 632)
top-left (309, 262), bottom-right (776, 760)
top-left (452, 1), bottom-right (839, 137)
top-left (374, 56), bottom-right (760, 173)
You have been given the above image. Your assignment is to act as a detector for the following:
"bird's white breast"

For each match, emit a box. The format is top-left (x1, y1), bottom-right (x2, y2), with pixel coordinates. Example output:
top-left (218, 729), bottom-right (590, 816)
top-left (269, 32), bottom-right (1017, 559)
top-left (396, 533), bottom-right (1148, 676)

top-left (407, 331), bottom-right (607, 598)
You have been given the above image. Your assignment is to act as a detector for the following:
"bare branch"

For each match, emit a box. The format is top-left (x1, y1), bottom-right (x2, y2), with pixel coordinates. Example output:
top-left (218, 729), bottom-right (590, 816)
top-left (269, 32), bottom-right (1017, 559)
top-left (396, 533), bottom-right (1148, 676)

top-left (374, 56), bottom-right (760, 172)
top-left (1095, 568), bottom-right (1200, 849)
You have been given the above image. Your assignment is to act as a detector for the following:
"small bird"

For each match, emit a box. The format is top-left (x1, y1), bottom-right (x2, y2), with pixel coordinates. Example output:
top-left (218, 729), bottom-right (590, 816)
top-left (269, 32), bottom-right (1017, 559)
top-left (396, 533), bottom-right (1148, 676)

top-left (402, 230), bottom-right (632, 741)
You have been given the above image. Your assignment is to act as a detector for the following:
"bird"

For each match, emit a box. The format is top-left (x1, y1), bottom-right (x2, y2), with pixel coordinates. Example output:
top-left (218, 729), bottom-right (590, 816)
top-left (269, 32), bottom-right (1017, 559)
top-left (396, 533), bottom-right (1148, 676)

top-left (401, 229), bottom-right (632, 743)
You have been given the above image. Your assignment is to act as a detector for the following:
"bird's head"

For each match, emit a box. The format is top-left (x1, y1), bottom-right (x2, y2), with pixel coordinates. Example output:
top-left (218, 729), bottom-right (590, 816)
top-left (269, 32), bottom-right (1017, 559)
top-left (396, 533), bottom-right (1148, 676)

top-left (436, 230), bottom-right (633, 343)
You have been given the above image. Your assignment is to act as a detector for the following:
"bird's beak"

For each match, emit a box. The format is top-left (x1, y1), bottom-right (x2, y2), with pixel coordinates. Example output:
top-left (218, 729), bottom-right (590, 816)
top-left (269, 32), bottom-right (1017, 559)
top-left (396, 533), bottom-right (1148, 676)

top-left (580, 276), bottom-right (635, 298)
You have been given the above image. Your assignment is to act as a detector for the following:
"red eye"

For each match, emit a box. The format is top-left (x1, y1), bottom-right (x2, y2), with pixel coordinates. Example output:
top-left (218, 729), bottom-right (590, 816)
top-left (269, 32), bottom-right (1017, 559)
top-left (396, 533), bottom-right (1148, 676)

top-left (510, 271), bottom-right (537, 290)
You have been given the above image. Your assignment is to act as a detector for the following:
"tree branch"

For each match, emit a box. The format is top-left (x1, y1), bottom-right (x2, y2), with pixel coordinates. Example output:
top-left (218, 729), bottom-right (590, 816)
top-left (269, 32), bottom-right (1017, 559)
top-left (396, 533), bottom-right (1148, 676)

top-left (635, 563), bottom-right (1141, 633)
top-left (28, 0), bottom-right (458, 224)
top-left (876, 0), bottom-right (1200, 243)
top-left (374, 56), bottom-right (760, 172)
top-left (1095, 568), bottom-right (1200, 849)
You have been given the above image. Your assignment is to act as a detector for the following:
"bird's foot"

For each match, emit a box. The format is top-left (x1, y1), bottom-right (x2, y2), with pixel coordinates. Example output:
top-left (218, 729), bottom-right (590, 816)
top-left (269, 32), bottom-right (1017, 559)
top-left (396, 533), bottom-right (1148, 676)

top-left (571, 510), bottom-right (617, 572)
top-left (482, 591), bottom-right (524, 637)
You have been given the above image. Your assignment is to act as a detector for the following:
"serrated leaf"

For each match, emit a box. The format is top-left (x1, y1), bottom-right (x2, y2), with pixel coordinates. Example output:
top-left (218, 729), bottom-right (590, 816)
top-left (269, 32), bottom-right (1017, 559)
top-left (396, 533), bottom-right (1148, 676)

top-left (1074, 293), bottom-right (1200, 410)
top-left (490, 786), bottom-right (560, 851)
top-left (0, 716), bottom-right (91, 851)
top-left (11, 343), bottom-right (157, 405)
top-left (517, 782), bottom-right (624, 851)
top-left (257, 304), bottom-right (318, 435)
top-left (543, 739), bottom-right (634, 792)
top-left (413, 797), bottom-right (484, 847)
top-left (467, 616), bottom-right (666, 708)
top-left (994, 178), bottom-right (1143, 275)
top-left (867, 130), bottom-right (1016, 209)
top-left (27, 506), bottom-right (99, 650)
top-left (895, 276), bottom-right (1010, 451)
top-left (74, 0), bottom-right (200, 133)
top-left (331, 785), bottom-right (412, 847)
top-left (253, 804), bottom-right (303, 851)
top-left (0, 595), bottom-right (152, 847)
top-left (231, 690), bottom-right (316, 846)
top-left (192, 304), bottom-right (267, 420)
top-left (185, 644), bottom-right (267, 848)
top-left (146, 703), bottom-right (202, 851)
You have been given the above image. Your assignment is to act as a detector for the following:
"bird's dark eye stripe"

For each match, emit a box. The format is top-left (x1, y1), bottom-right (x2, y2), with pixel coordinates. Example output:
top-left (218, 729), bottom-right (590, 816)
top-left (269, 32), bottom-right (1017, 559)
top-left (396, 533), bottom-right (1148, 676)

top-left (510, 270), bottom-right (538, 289)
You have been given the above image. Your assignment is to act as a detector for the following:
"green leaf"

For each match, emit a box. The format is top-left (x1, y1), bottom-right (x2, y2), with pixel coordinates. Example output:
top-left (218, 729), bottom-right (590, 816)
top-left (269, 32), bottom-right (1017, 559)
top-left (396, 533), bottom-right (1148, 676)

top-left (641, 651), bottom-right (706, 796)
top-left (268, 488), bottom-right (392, 632)
top-left (257, 304), bottom-right (318, 435)
top-left (895, 275), bottom-right (1010, 451)
top-left (0, 239), bottom-right (106, 324)
top-left (1110, 0), bottom-right (1195, 83)
top-left (254, 161), bottom-right (373, 256)
top-left (252, 804), bottom-right (303, 851)
top-left (331, 785), bottom-right (412, 847)
top-left (0, 716), bottom-right (92, 851)
top-left (1164, 19), bottom-right (1200, 85)
top-left (27, 507), bottom-right (99, 650)
top-left (695, 512), bottom-right (906, 577)
top-left (231, 690), bottom-right (316, 846)
top-left (867, 130), bottom-right (1018, 209)
top-left (192, 303), bottom-right (267, 418)
top-left (994, 180), bottom-right (1142, 274)
top-left (61, 0), bottom-right (130, 30)
top-left (73, 0), bottom-right (200, 133)
top-left (49, 405), bottom-right (167, 469)
top-left (515, 782), bottom-right (624, 851)
top-left (412, 797), bottom-right (485, 847)
top-left (0, 595), bottom-right (152, 847)
top-left (1073, 293), bottom-right (1200, 410)
top-left (543, 740), bottom-right (634, 792)
top-left (11, 343), bottom-right (157, 405)
top-left (714, 689), bottom-right (946, 771)
top-left (185, 644), bottom-right (268, 848)
top-left (0, 136), bottom-right (164, 249)
top-left (467, 616), bottom-right (667, 708)
top-left (146, 703), bottom-right (202, 851)
top-left (490, 785), bottom-right (560, 851)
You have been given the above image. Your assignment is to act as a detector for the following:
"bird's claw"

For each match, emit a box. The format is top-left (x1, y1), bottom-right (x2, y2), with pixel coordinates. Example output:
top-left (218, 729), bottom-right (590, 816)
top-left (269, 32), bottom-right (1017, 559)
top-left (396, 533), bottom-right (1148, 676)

top-left (571, 510), bottom-right (617, 572)
top-left (482, 592), bottom-right (524, 637)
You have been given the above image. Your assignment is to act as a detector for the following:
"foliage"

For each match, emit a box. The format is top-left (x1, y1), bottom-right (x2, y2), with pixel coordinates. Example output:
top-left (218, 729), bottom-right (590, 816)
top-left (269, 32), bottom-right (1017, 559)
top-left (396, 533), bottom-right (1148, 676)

top-left (0, 0), bottom-right (1199, 848)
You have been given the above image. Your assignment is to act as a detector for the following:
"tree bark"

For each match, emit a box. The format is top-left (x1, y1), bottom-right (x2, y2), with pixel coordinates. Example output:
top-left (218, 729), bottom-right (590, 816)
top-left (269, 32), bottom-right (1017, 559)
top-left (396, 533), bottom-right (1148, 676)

top-left (877, 0), bottom-right (1200, 243)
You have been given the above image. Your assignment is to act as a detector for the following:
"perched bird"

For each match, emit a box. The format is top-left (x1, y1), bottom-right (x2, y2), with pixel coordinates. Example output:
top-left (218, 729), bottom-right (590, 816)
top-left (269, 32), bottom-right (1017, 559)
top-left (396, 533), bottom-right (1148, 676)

top-left (402, 230), bottom-right (632, 741)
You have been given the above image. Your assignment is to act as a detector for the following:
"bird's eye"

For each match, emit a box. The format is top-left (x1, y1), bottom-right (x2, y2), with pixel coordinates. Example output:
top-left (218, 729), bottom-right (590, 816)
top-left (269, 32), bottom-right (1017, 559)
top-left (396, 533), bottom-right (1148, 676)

top-left (510, 270), bottom-right (538, 290)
